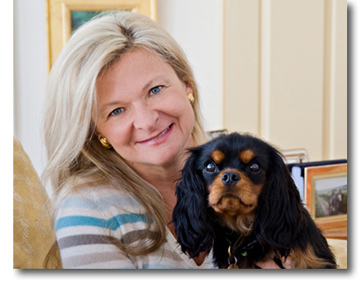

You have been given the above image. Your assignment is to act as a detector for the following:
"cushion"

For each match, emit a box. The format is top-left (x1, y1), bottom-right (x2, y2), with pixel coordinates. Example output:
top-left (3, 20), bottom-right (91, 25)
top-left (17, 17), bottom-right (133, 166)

top-left (327, 238), bottom-right (347, 269)
top-left (13, 137), bottom-right (61, 269)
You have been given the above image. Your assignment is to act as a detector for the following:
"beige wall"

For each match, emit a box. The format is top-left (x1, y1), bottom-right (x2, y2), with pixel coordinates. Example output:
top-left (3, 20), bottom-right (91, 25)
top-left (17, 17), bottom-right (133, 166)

top-left (223, 0), bottom-right (347, 161)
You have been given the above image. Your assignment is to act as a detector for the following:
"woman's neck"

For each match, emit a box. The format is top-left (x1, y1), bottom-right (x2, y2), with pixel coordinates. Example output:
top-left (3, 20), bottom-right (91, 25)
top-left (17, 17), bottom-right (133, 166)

top-left (128, 151), bottom-right (188, 221)
top-left (143, 164), bottom-right (181, 222)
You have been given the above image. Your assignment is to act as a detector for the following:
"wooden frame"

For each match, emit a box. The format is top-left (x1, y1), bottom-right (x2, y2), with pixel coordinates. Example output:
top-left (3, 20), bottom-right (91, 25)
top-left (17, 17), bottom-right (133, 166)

top-left (46, 0), bottom-right (157, 71)
top-left (304, 163), bottom-right (347, 239)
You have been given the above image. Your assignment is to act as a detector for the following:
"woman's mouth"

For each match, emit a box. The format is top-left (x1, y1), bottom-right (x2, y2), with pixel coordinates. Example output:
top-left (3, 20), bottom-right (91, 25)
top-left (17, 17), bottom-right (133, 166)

top-left (137, 124), bottom-right (174, 145)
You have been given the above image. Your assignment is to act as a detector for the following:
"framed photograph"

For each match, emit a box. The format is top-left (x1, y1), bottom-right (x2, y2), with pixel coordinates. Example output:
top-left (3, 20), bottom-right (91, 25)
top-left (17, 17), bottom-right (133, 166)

top-left (288, 159), bottom-right (347, 203)
top-left (46, 0), bottom-right (157, 70)
top-left (304, 163), bottom-right (347, 238)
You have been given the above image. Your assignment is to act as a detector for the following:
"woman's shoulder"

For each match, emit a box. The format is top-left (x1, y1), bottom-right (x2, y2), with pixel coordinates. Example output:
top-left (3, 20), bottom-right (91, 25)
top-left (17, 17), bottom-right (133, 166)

top-left (55, 184), bottom-right (149, 234)
top-left (54, 185), bottom-right (149, 269)
top-left (58, 184), bottom-right (142, 213)
top-left (55, 184), bottom-right (146, 229)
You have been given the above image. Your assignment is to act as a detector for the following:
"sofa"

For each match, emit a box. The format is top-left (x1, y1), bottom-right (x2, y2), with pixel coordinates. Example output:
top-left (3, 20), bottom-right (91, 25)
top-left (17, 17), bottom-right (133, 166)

top-left (13, 137), bottom-right (61, 269)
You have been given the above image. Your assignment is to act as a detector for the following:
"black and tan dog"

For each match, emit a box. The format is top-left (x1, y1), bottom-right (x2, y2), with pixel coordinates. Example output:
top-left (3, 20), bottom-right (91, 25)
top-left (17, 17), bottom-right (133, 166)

top-left (173, 133), bottom-right (336, 269)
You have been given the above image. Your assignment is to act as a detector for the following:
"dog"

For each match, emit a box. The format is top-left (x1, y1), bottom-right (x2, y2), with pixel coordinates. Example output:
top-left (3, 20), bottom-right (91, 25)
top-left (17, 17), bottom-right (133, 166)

top-left (173, 133), bottom-right (336, 269)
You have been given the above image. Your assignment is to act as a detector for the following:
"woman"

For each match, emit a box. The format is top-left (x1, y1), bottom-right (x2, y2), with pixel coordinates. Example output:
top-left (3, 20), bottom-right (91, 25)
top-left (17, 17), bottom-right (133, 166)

top-left (43, 11), bottom-right (287, 269)
top-left (43, 11), bottom-right (211, 269)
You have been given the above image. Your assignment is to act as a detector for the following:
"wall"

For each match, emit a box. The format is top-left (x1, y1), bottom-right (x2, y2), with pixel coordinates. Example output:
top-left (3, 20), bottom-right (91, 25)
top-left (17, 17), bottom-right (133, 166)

top-left (14, 0), bottom-right (48, 177)
top-left (13, 0), bottom-right (223, 176)
top-left (223, 0), bottom-right (347, 161)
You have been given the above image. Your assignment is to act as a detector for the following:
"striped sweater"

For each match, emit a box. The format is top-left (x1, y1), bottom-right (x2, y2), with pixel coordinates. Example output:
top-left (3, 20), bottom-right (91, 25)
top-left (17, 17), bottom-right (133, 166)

top-left (55, 186), bottom-right (216, 269)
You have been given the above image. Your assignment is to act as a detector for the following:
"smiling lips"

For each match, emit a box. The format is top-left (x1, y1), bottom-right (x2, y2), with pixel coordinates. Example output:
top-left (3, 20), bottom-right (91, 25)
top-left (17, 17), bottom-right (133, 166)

top-left (137, 123), bottom-right (174, 145)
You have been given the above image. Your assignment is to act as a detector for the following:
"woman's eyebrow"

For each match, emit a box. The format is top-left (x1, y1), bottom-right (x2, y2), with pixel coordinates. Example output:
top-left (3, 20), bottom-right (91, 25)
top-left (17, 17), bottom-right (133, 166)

top-left (142, 75), bottom-right (170, 92)
top-left (100, 101), bottom-right (123, 114)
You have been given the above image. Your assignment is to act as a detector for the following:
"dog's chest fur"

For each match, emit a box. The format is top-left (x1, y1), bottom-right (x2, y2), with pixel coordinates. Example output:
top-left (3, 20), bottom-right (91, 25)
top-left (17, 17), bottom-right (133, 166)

top-left (212, 223), bottom-right (269, 269)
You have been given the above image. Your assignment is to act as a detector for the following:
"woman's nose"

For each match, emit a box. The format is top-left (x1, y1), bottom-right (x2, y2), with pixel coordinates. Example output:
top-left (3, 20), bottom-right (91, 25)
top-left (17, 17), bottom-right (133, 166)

top-left (132, 103), bottom-right (159, 131)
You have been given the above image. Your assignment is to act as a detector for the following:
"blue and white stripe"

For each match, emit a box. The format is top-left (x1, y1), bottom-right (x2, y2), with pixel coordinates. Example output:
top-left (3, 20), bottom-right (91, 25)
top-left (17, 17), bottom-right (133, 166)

top-left (55, 186), bottom-right (216, 269)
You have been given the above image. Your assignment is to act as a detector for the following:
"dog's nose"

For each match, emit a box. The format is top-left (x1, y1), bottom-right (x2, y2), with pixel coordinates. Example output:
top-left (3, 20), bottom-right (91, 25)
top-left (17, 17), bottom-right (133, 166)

top-left (222, 171), bottom-right (240, 186)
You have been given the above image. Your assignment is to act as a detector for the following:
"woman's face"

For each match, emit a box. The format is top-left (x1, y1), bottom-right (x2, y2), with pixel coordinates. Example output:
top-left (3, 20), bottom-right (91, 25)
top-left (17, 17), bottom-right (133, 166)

top-left (95, 48), bottom-right (195, 171)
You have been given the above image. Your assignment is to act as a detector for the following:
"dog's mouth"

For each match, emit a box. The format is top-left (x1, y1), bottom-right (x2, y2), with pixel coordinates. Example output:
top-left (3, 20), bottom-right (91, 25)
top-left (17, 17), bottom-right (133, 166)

top-left (211, 193), bottom-right (254, 216)
top-left (222, 193), bottom-right (253, 207)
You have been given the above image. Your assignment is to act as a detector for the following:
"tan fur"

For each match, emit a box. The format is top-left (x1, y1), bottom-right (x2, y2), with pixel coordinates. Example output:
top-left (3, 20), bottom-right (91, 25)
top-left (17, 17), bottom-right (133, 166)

top-left (208, 168), bottom-right (265, 234)
top-left (211, 150), bottom-right (225, 165)
top-left (220, 211), bottom-right (255, 235)
top-left (290, 245), bottom-right (337, 269)
top-left (239, 150), bottom-right (255, 164)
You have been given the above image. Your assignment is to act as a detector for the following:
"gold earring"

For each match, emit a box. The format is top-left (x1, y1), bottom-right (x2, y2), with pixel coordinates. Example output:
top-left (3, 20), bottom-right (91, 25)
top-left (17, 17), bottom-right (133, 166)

top-left (187, 93), bottom-right (195, 104)
top-left (99, 137), bottom-right (112, 149)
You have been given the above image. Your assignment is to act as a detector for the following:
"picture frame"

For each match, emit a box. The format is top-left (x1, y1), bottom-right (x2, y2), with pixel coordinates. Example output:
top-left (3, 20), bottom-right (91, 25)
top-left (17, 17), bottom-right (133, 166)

top-left (304, 163), bottom-right (347, 239)
top-left (46, 0), bottom-right (157, 71)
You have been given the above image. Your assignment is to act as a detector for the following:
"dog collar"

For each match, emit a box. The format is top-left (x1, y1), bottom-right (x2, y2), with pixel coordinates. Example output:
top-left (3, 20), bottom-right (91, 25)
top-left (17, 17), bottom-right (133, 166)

top-left (227, 237), bottom-right (259, 269)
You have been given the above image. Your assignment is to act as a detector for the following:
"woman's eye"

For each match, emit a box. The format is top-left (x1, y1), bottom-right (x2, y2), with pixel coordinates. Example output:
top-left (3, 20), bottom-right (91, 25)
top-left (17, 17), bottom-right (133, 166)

top-left (249, 163), bottom-right (260, 172)
top-left (150, 86), bottom-right (162, 95)
top-left (110, 107), bottom-right (124, 116)
top-left (205, 163), bottom-right (216, 173)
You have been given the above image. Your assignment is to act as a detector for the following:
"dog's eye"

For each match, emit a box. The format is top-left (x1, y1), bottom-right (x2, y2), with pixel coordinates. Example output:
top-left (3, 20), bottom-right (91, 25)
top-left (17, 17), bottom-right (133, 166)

top-left (205, 163), bottom-right (216, 173)
top-left (249, 163), bottom-right (260, 172)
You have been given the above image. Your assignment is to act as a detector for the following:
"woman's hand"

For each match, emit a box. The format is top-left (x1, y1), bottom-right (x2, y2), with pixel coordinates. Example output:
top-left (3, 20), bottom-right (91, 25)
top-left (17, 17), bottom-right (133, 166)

top-left (255, 256), bottom-right (293, 269)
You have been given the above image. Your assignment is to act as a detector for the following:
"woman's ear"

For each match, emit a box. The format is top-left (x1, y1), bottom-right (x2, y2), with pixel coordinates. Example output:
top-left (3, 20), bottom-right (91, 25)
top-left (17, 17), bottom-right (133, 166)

top-left (186, 86), bottom-right (193, 95)
top-left (93, 128), bottom-right (101, 140)
top-left (173, 149), bottom-right (214, 258)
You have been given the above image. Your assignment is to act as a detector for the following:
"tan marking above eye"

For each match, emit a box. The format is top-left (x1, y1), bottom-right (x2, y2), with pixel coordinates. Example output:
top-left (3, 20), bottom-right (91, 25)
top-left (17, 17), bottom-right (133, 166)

top-left (239, 149), bottom-right (255, 164)
top-left (211, 150), bottom-right (225, 164)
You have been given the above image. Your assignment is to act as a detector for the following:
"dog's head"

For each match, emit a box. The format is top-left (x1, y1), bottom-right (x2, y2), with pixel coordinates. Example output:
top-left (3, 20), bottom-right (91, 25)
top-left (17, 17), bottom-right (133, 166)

top-left (202, 135), bottom-right (268, 221)
top-left (173, 133), bottom-right (301, 257)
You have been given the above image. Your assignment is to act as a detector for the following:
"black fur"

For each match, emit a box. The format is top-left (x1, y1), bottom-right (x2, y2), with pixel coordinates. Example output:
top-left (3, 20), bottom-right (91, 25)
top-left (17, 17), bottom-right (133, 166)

top-left (173, 133), bottom-right (336, 269)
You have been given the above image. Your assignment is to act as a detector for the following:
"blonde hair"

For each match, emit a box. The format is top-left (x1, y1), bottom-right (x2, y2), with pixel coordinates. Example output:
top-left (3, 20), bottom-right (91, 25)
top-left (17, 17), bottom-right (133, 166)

top-left (42, 11), bottom-right (207, 256)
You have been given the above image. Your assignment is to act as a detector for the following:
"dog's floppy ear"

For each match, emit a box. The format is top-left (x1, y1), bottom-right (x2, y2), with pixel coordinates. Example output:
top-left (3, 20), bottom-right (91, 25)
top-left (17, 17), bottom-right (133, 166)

top-left (254, 148), bottom-right (302, 255)
top-left (172, 149), bottom-right (214, 258)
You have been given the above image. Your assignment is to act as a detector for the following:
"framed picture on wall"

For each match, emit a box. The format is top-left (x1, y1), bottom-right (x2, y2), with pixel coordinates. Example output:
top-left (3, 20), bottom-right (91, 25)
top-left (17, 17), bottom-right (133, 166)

top-left (46, 0), bottom-right (157, 71)
top-left (304, 163), bottom-right (347, 238)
